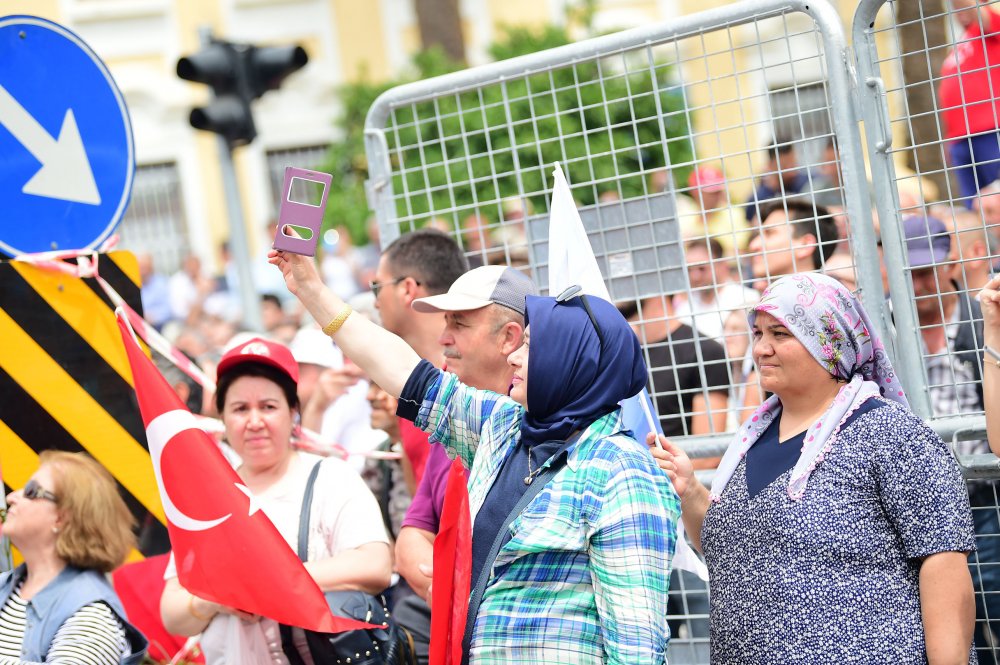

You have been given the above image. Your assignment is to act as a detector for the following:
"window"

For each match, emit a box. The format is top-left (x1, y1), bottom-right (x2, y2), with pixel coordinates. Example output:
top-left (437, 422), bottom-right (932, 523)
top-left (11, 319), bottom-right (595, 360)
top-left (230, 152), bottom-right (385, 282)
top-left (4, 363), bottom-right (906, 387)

top-left (116, 163), bottom-right (189, 275)
top-left (265, 145), bottom-right (331, 203)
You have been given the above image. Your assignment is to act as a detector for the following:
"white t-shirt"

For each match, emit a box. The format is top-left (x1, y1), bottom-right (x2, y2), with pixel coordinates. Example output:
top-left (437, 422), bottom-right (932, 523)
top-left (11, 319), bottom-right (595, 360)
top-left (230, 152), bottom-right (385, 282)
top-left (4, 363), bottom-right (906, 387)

top-left (165, 452), bottom-right (390, 665)
top-left (673, 281), bottom-right (759, 341)
top-left (319, 380), bottom-right (386, 474)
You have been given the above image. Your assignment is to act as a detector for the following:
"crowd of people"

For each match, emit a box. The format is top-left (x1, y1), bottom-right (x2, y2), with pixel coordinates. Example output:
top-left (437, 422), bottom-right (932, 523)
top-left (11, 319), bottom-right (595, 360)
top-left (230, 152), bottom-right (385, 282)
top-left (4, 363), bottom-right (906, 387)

top-left (9, 1), bottom-right (1000, 653)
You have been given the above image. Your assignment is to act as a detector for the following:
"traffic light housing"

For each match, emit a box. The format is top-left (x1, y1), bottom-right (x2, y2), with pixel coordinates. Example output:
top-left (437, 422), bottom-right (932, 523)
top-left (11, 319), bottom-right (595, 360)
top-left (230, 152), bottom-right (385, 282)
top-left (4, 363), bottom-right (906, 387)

top-left (176, 38), bottom-right (308, 147)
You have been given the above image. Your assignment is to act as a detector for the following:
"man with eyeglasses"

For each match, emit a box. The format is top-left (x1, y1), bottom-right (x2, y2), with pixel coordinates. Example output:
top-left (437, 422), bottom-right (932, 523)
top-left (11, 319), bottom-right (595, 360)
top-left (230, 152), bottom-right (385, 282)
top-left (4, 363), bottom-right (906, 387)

top-left (366, 227), bottom-right (467, 489)
top-left (370, 229), bottom-right (468, 364)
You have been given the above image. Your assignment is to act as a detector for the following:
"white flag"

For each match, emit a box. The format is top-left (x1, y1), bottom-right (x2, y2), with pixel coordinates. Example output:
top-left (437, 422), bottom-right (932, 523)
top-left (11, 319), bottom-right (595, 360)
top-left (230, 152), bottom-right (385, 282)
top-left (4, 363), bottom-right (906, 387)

top-left (546, 162), bottom-right (709, 581)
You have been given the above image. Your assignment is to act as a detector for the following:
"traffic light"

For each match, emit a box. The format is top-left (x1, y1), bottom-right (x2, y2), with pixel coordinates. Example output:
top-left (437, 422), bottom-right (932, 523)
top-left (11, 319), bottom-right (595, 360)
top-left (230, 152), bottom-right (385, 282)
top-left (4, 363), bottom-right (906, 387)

top-left (176, 38), bottom-right (308, 147)
top-left (246, 45), bottom-right (308, 99)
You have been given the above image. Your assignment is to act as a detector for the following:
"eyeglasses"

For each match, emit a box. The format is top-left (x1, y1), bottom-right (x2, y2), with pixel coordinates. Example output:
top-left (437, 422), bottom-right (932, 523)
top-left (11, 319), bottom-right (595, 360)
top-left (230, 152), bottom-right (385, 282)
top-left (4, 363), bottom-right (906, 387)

top-left (22, 479), bottom-right (58, 503)
top-left (369, 276), bottom-right (419, 298)
top-left (555, 285), bottom-right (606, 349)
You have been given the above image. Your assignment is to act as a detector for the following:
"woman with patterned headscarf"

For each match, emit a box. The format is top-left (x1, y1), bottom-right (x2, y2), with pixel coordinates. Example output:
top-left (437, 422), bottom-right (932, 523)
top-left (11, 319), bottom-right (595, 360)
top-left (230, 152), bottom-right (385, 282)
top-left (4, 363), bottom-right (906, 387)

top-left (651, 272), bottom-right (977, 664)
top-left (270, 248), bottom-right (679, 664)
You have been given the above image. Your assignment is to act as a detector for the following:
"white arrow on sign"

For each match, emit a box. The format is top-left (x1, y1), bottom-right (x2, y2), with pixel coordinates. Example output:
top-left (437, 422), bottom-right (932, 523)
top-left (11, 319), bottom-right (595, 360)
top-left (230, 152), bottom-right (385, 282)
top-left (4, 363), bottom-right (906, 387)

top-left (0, 83), bottom-right (101, 206)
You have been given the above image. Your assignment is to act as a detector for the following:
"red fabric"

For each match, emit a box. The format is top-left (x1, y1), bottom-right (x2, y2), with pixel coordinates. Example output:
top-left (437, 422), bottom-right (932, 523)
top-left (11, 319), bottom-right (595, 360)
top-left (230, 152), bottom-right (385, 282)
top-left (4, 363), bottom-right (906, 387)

top-left (429, 458), bottom-right (472, 665)
top-left (939, 8), bottom-right (1000, 140)
top-left (117, 318), bottom-right (374, 633)
top-left (399, 417), bottom-right (430, 485)
top-left (113, 555), bottom-right (204, 663)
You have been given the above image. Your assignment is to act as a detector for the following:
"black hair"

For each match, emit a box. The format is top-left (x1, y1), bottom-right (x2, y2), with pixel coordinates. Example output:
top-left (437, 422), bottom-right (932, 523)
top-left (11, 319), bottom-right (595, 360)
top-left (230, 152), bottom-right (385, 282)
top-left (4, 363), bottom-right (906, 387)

top-left (215, 362), bottom-right (299, 414)
top-left (757, 197), bottom-right (838, 270)
top-left (260, 293), bottom-right (282, 308)
top-left (156, 353), bottom-right (204, 414)
top-left (383, 228), bottom-right (468, 295)
top-left (765, 139), bottom-right (796, 162)
top-left (684, 237), bottom-right (725, 261)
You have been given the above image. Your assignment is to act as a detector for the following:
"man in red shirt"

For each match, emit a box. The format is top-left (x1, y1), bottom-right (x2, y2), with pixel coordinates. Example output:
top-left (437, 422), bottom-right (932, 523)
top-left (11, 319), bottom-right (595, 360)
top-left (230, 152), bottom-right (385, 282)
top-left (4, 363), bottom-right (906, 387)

top-left (939, 0), bottom-right (1000, 204)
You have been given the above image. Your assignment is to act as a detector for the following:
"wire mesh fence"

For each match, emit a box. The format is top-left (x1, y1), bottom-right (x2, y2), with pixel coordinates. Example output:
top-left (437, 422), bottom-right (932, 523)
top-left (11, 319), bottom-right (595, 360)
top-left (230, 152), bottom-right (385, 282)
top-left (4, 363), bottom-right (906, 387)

top-left (362, 0), bottom-right (1000, 660)
top-left (365, 0), bottom-right (868, 451)
top-left (854, 1), bottom-right (1000, 660)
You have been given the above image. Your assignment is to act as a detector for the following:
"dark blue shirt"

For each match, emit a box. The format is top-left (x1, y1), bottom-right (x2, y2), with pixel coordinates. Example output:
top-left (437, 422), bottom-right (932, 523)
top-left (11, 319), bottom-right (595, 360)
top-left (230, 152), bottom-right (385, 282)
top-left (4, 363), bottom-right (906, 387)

top-left (746, 399), bottom-right (884, 499)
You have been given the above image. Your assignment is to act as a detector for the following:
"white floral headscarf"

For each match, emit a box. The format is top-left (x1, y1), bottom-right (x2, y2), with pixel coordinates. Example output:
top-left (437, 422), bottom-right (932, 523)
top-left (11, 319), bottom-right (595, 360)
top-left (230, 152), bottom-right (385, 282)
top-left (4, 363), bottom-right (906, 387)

top-left (710, 272), bottom-right (908, 501)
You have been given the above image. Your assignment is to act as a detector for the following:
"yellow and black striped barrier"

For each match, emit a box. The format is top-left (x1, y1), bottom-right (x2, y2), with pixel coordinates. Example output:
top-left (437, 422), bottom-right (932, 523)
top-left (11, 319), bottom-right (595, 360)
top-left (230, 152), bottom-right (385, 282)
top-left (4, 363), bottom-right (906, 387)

top-left (0, 251), bottom-right (164, 561)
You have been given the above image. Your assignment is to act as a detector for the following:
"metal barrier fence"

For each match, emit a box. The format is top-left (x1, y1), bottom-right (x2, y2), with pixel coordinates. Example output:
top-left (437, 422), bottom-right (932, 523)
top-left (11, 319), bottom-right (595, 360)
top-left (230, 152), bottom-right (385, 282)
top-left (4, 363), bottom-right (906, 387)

top-left (365, 0), bottom-right (874, 450)
top-left (854, 2), bottom-right (1000, 661)
top-left (364, 0), bottom-right (999, 661)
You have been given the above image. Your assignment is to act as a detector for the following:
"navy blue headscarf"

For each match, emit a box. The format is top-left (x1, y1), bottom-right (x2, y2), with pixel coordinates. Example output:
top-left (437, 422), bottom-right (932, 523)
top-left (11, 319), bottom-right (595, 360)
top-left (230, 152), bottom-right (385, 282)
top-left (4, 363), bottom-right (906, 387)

top-left (520, 293), bottom-right (647, 448)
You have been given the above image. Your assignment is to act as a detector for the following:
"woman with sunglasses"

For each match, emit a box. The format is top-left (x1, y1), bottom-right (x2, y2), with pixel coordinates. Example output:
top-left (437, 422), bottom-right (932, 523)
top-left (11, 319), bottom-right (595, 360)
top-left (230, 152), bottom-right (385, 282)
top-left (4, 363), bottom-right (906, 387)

top-left (0, 451), bottom-right (148, 664)
top-left (270, 249), bottom-right (679, 664)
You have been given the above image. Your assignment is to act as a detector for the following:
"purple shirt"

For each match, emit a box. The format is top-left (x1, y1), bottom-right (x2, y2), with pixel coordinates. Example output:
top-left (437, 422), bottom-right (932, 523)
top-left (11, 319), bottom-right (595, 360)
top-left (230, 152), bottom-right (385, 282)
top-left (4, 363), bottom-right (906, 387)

top-left (400, 443), bottom-right (466, 532)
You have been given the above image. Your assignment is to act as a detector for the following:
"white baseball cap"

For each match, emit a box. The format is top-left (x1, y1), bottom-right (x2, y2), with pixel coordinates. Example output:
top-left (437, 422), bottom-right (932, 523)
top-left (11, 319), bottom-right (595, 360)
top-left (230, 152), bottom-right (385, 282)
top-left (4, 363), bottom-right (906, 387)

top-left (411, 265), bottom-right (536, 315)
top-left (289, 327), bottom-right (344, 368)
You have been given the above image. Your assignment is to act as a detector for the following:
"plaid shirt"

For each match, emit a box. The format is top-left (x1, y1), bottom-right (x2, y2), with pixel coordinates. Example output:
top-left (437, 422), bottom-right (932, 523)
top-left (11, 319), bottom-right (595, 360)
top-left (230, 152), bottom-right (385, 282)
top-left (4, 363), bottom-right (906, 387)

top-left (924, 308), bottom-right (987, 457)
top-left (415, 371), bottom-right (679, 664)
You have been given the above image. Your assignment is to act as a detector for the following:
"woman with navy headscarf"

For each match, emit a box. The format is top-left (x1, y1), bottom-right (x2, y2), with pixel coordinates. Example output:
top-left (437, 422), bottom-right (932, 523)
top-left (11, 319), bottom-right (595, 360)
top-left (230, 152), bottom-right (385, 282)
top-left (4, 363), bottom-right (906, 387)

top-left (270, 249), bottom-right (679, 665)
top-left (650, 273), bottom-right (977, 664)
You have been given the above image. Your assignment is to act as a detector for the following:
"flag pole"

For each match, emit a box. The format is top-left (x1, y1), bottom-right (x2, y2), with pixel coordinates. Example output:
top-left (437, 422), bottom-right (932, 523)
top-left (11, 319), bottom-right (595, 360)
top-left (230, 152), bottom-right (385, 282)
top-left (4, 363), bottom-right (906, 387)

top-left (639, 394), bottom-right (663, 450)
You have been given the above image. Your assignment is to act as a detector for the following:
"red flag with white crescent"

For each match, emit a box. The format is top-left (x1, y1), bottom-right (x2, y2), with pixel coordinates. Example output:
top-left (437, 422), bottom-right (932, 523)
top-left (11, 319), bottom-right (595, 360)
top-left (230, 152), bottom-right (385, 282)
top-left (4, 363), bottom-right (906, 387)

top-left (117, 315), bottom-right (372, 633)
top-left (429, 457), bottom-right (472, 664)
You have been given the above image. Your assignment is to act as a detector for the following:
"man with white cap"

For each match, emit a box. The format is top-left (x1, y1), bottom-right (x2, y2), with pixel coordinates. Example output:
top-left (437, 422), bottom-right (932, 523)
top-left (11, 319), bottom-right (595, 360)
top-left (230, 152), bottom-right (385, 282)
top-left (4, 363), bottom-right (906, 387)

top-left (393, 264), bottom-right (537, 665)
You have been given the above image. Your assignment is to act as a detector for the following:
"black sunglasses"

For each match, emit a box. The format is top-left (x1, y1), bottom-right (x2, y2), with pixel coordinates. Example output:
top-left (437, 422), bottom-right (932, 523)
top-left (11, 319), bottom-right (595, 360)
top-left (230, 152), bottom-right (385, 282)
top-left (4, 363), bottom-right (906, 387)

top-left (369, 276), bottom-right (420, 298)
top-left (23, 478), bottom-right (58, 503)
top-left (555, 285), bottom-right (606, 349)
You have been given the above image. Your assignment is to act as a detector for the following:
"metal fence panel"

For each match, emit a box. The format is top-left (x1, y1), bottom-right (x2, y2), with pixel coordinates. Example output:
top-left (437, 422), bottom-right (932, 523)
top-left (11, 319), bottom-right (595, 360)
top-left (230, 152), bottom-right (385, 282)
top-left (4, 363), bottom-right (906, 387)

top-left (365, 0), bottom-right (877, 451)
top-left (853, 2), bottom-right (1000, 661)
top-left (364, 1), bottom-right (882, 661)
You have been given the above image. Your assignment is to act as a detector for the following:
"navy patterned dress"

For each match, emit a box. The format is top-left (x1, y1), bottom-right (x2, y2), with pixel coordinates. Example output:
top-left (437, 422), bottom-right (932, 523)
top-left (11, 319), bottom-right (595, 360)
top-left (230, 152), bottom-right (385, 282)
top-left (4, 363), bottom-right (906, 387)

top-left (701, 398), bottom-right (977, 664)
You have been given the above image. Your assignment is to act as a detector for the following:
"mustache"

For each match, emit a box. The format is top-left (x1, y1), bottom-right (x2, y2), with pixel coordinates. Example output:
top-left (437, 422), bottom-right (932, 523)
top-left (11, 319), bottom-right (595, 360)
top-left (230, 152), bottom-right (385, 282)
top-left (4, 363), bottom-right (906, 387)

top-left (442, 349), bottom-right (462, 359)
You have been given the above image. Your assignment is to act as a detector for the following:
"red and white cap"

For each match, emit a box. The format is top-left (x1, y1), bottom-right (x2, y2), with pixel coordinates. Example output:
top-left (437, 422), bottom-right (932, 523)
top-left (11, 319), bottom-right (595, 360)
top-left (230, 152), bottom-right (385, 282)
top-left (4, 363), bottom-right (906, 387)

top-left (216, 337), bottom-right (299, 385)
top-left (688, 165), bottom-right (726, 192)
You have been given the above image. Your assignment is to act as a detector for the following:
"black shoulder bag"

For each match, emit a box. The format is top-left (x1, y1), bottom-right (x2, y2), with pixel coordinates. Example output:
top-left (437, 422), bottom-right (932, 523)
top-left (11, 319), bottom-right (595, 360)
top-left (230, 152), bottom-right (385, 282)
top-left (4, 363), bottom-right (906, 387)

top-left (280, 461), bottom-right (414, 665)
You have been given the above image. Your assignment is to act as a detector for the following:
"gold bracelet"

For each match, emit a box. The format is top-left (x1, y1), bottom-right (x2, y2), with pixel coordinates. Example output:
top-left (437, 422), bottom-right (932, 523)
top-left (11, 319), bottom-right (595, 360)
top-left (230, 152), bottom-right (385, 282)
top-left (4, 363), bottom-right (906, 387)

top-left (322, 304), bottom-right (353, 336)
top-left (188, 592), bottom-right (214, 623)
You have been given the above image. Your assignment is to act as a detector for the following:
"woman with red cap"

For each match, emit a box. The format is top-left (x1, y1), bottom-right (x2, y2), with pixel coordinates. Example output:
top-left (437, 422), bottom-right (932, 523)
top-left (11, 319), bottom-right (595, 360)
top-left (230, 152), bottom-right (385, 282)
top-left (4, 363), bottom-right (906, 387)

top-left (159, 337), bottom-right (392, 664)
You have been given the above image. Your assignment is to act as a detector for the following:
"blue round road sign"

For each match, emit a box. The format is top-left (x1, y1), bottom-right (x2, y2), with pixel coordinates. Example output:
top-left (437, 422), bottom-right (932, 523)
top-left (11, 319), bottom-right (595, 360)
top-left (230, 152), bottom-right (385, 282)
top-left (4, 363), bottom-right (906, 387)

top-left (0, 16), bottom-right (135, 256)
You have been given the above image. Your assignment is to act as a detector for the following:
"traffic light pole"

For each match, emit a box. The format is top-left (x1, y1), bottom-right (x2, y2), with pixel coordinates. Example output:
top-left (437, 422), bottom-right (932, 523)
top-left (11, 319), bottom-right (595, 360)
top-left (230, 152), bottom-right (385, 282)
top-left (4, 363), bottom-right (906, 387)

top-left (196, 26), bottom-right (262, 332)
top-left (181, 27), bottom-right (308, 332)
top-left (216, 136), bottom-right (264, 332)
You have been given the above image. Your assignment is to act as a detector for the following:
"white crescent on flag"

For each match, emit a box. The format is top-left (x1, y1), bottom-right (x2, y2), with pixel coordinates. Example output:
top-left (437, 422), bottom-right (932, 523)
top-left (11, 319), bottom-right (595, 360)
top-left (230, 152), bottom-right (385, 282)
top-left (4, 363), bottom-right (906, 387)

top-left (145, 409), bottom-right (232, 532)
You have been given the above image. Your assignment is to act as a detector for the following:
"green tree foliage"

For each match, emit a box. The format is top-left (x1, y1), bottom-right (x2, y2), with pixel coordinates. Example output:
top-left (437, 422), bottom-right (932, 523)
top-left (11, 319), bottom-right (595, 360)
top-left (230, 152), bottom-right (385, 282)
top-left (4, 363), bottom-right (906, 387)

top-left (323, 25), bottom-right (692, 244)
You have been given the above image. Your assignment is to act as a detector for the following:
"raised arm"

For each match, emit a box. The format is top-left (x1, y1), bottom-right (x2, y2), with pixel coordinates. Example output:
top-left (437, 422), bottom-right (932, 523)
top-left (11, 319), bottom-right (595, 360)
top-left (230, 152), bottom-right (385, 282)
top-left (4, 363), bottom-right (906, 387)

top-left (269, 250), bottom-right (419, 397)
top-left (980, 276), bottom-right (1000, 456)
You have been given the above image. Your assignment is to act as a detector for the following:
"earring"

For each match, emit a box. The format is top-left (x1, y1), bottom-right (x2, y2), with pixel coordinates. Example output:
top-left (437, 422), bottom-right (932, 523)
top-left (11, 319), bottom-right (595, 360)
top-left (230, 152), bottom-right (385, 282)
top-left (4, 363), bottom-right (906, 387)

top-left (52, 527), bottom-right (59, 534)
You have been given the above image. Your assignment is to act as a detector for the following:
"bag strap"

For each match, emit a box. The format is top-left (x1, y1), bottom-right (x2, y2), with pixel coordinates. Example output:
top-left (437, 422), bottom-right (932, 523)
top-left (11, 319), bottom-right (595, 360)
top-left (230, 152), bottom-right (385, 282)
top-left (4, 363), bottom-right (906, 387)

top-left (461, 436), bottom-right (578, 656)
top-left (280, 460), bottom-right (323, 665)
top-left (297, 461), bottom-right (323, 562)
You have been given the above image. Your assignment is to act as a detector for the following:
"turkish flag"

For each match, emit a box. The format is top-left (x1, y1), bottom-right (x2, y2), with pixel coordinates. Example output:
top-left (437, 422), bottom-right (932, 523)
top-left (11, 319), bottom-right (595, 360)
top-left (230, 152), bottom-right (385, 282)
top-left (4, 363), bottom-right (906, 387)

top-left (429, 457), bottom-right (472, 665)
top-left (113, 554), bottom-right (204, 663)
top-left (117, 317), bottom-right (372, 633)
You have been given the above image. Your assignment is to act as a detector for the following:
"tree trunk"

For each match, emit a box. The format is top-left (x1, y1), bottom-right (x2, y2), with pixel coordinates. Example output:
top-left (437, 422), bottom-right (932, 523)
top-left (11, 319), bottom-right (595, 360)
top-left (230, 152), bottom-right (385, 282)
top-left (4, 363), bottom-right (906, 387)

top-left (896, 0), bottom-right (951, 202)
top-left (414, 0), bottom-right (466, 64)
